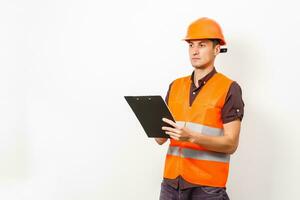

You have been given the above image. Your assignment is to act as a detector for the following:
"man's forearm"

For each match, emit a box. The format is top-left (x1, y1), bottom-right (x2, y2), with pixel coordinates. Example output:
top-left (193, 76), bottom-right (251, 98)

top-left (189, 132), bottom-right (238, 154)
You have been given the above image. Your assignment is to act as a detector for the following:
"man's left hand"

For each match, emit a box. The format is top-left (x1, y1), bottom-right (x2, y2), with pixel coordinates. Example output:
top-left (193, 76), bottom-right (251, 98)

top-left (162, 118), bottom-right (194, 142)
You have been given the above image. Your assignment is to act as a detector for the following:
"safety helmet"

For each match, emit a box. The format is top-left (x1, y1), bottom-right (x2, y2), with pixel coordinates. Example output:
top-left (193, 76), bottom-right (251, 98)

top-left (183, 17), bottom-right (227, 52)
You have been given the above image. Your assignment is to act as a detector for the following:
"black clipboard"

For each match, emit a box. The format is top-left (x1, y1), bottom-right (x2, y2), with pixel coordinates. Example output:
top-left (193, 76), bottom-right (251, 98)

top-left (124, 95), bottom-right (175, 138)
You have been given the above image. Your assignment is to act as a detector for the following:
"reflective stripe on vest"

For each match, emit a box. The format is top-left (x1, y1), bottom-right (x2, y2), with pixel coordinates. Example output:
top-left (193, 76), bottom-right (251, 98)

top-left (176, 121), bottom-right (224, 136)
top-left (167, 146), bottom-right (230, 163)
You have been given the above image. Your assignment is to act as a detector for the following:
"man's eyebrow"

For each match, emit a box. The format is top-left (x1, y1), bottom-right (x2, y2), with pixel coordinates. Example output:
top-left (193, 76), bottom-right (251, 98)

top-left (188, 40), bottom-right (207, 45)
top-left (188, 41), bottom-right (200, 44)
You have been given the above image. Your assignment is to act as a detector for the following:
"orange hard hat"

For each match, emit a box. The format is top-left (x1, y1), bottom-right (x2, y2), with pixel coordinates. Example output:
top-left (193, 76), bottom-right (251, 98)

top-left (183, 17), bottom-right (226, 46)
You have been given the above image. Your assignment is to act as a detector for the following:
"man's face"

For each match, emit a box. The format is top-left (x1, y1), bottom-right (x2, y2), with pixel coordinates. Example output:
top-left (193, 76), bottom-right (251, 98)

top-left (188, 39), bottom-right (220, 69)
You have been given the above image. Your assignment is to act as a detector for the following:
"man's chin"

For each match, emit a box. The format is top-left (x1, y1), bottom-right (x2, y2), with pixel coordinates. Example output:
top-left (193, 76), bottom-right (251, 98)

top-left (192, 65), bottom-right (207, 69)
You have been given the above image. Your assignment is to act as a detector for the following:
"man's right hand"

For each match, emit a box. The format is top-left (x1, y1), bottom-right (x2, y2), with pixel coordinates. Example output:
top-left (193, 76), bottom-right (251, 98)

top-left (155, 138), bottom-right (167, 145)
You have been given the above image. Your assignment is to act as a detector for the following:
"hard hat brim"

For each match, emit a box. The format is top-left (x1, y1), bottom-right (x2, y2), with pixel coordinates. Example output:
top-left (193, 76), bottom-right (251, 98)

top-left (182, 38), bottom-right (226, 46)
top-left (182, 38), bottom-right (227, 53)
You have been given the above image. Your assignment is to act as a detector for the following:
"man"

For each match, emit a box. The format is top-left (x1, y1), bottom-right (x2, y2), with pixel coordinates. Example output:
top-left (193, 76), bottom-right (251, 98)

top-left (155, 17), bottom-right (244, 200)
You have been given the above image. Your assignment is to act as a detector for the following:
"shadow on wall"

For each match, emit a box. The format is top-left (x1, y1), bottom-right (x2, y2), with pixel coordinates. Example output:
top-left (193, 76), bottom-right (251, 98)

top-left (229, 105), bottom-right (283, 200)
top-left (221, 37), bottom-right (283, 199)
top-left (0, 128), bottom-right (29, 183)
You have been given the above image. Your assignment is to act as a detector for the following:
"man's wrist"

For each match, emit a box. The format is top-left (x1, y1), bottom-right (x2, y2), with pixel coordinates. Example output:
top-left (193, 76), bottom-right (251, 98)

top-left (188, 131), bottom-right (197, 143)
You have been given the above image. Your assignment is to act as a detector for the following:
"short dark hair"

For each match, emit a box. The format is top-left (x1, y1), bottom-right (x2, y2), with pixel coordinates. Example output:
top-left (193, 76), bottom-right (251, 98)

top-left (209, 39), bottom-right (220, 47)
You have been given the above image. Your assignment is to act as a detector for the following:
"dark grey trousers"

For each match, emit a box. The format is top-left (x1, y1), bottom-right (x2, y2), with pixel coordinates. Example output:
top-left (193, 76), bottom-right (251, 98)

top-left (159, 182), bottom-right (230, 200)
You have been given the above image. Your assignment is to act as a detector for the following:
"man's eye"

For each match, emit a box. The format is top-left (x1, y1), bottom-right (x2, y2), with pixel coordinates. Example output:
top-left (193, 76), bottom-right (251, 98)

top-left (189, 44), bottom-right (193, 47)
top-left (200, 44), bottom-right (205, 47)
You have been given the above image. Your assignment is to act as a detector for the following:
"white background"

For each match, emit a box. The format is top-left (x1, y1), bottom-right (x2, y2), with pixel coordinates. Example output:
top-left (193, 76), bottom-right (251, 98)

top-left (1, 0), bottom-right (300, 199)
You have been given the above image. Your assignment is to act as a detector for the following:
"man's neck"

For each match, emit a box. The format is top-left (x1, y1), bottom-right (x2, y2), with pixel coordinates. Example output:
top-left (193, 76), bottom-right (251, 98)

top-left (193, 65), bottom-right (215, 87)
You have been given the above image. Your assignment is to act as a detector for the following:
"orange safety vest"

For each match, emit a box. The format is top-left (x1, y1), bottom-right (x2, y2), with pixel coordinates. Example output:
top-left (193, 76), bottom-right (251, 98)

top-left (163, 72), bottom-right (233, 187)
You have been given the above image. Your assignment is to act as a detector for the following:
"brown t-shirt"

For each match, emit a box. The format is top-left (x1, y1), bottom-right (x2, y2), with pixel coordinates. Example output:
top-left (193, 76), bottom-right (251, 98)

top-left (164, 68), bottom-right (245, 189)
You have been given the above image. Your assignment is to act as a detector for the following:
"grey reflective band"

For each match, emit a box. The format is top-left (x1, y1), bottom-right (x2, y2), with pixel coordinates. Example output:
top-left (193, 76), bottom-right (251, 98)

top-left (167, 146), bottom-right (181, 156)
top-left (167, 146), bottom-right (230, 163)
top-left (182, 148), bottom-right (230, 163)
top-left (176, 121), bottom-right (224, 136)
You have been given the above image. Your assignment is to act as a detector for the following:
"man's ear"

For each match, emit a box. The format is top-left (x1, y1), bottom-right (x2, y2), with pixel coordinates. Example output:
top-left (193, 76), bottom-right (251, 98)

top-left (214, 45), bottom-right (221, 56)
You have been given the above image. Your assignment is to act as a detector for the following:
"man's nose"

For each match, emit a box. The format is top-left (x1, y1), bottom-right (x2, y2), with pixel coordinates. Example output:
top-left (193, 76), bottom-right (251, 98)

top-left (192, 48), bottom-right (199, 56)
